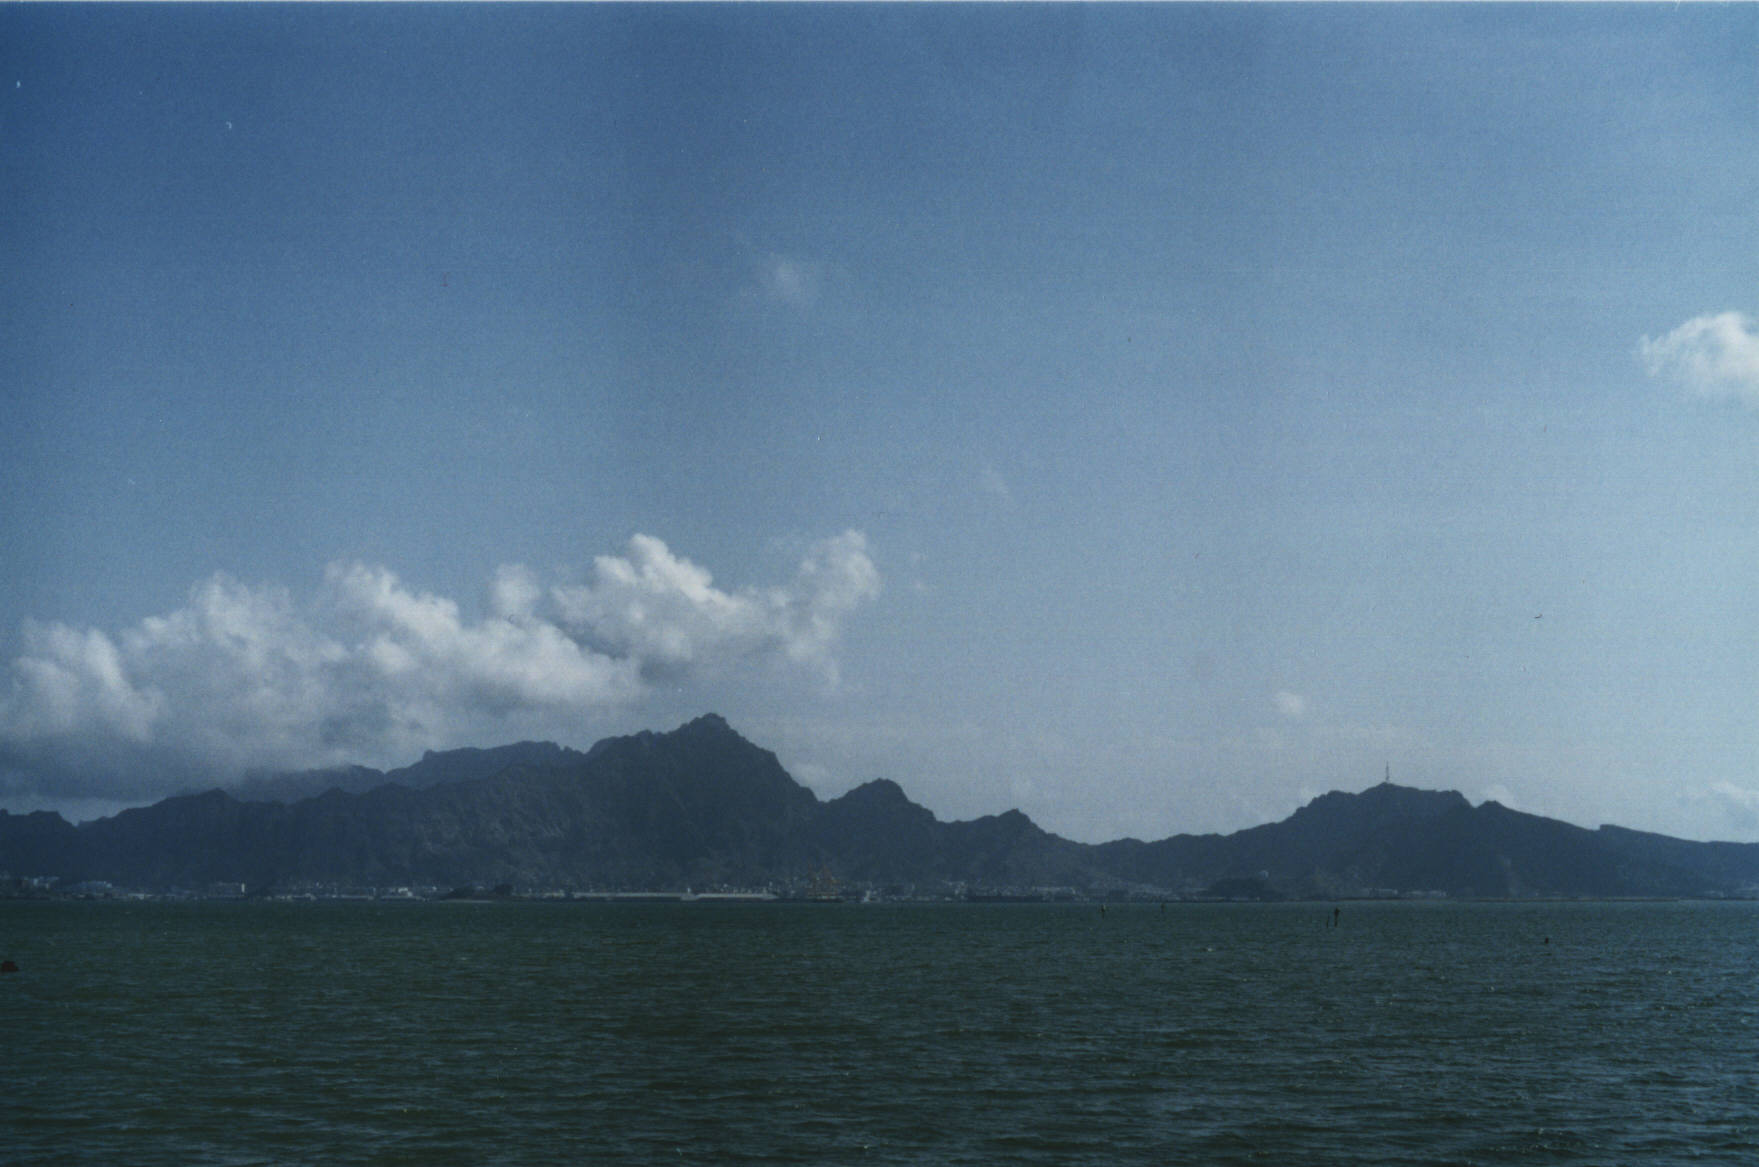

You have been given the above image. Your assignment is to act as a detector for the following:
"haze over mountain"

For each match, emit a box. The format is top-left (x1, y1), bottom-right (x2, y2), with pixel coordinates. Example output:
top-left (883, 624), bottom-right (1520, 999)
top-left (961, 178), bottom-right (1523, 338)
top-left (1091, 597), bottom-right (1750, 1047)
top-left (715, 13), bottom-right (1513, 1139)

top-left (228, 741), bottom-right (590, 805)
top-left (5, 717), bottom-right (1757, 900)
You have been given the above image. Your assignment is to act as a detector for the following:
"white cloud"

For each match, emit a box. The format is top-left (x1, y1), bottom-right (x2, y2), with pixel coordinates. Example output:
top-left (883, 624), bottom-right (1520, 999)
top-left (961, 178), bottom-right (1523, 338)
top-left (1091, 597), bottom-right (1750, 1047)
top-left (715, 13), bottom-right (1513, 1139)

top-left (0, 532), bottom-right (879, 803)
top-left (1273, 690), bottom-right (1308, 720)
top-left (326, 562), bottom-right (642, 726)
top-left (488, 563), bottom-right (544, 622)
top-left (552, 529), bottom-right (879, 683)
top-left (4, 621), bottom-right (163, 743)
top-left (1640, 311), bottom-right (1759, 406)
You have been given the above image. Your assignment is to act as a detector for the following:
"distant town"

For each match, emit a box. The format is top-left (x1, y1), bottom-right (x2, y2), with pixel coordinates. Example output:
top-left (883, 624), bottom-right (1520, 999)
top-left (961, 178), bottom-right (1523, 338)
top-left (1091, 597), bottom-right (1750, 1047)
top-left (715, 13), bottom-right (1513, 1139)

top-left (8, 871), bottom-right (1700, 906)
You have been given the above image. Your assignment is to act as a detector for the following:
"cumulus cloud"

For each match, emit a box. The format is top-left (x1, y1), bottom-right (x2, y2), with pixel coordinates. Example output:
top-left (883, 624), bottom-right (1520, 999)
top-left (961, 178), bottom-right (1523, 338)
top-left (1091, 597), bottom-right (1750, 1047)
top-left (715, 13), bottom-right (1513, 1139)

top-left (552, 529), bottom-right (879, 682)
top-left (1640, 311), bottom-right (1759, 406)
top-left (0, 532), bottom-right (878, 805)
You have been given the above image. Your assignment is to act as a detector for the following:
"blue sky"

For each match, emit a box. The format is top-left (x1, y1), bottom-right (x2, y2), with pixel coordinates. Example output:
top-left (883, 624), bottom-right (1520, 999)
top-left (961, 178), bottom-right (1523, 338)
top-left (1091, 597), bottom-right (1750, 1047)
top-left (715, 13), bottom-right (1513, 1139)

top-left (3, 5), bottom-right (1756, 842)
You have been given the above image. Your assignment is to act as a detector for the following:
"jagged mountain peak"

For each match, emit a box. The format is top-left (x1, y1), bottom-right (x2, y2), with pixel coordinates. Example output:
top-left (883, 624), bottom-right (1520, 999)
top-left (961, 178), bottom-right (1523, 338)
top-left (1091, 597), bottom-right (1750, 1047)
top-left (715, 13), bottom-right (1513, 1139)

top-left (821, 779), bottom-right (936, 832)
top-left (600, 714), bottom-right (775, 767)
top-left (614, 712), bottom-right (746, 750)
top-left (839, 778), bottom-right (911, 805)
top-left (680, 712), bottom-right (734, 734)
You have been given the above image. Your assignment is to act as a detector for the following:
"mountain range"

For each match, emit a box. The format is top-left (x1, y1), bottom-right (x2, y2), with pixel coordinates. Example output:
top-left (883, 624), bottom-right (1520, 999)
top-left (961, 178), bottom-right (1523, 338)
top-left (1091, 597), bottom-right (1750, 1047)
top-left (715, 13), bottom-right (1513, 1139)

top-left (4, 714), bottom-right (1758, 899)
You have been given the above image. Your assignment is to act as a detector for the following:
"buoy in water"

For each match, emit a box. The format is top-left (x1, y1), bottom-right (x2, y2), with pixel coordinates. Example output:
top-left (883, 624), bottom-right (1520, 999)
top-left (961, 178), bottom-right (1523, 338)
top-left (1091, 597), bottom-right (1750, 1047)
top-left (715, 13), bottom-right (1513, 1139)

top-left (0, 959), bottom-right (18, 973)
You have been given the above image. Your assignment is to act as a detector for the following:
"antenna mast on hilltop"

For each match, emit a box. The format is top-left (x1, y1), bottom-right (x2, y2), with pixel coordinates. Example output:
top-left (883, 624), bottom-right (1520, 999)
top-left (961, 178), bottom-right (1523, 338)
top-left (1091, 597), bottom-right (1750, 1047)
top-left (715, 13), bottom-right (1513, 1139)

top-left (1384, 763), bottom-right (1391, 785)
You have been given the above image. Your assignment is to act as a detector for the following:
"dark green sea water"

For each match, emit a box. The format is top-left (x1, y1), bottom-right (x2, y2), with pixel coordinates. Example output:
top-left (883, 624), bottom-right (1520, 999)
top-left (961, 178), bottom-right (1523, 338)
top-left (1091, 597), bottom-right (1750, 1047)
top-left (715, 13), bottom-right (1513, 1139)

top-left (4, 900), bottom-right (1756, 1165)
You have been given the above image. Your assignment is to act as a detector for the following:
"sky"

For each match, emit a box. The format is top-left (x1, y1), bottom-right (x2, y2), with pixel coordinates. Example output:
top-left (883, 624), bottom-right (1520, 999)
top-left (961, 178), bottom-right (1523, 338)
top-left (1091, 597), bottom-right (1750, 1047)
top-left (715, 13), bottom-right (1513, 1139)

top-left (2, 4), bottom-right (1756, 844)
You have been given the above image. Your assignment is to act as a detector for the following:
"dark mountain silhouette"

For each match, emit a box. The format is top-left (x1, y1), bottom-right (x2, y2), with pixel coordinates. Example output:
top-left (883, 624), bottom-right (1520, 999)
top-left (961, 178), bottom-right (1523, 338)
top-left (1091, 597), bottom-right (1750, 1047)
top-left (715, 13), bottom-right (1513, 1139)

top-left (5, 715), bottom-right (1759, 898)
top-left (1093, 782), bottom-right (1474, 897)
top-left (229, 741), bottom-right (584, 803)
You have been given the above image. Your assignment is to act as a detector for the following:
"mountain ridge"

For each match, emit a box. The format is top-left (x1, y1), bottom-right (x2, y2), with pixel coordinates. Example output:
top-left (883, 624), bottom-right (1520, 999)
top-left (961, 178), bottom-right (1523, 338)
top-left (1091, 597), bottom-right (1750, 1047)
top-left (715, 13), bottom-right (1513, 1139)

top-left (5, 715), bottom-right (1759, 899)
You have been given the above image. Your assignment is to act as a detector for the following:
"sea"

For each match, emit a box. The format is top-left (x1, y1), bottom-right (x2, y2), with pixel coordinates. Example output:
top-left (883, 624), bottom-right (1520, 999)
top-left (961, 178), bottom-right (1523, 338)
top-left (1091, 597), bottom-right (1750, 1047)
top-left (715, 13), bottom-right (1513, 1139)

top-left (3, 899), bottom-right (1756, 1165)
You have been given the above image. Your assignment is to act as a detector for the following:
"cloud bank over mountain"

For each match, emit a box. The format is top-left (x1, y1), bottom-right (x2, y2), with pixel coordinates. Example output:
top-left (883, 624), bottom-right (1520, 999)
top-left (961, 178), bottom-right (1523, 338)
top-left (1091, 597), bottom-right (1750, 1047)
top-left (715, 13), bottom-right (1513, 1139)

top-left (0, 533), bottom-right (878, 808)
